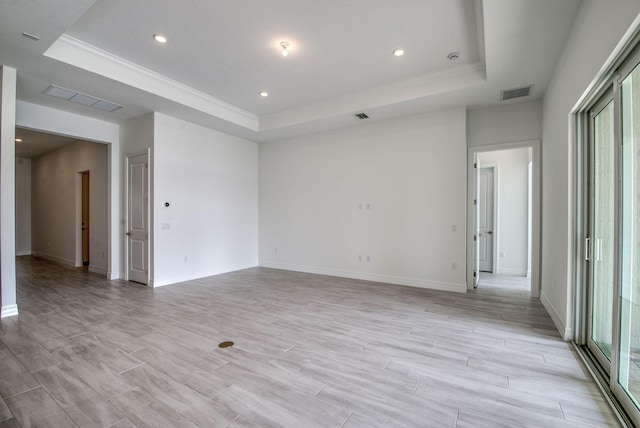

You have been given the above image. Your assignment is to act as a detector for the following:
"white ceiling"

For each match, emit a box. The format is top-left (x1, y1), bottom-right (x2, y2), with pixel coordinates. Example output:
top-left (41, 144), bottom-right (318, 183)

top-left (14, 127), bottom-right (83, 159)
top-left (0, 0), bottom-right (581, 144)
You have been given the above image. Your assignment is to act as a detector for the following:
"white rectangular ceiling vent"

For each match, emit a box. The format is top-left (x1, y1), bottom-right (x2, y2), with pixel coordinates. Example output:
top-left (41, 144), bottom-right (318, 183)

top-left (354, 112), bottom-right (369, 119)
top-left (500, 85), bottom-right (534, 101)
top-left (42, 85), bottom-right (123, 112)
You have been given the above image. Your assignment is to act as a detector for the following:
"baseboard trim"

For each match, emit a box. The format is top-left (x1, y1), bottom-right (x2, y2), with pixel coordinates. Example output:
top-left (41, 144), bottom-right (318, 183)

top-left (152, 264), bottom-right (259, 288)
top-left (1, 304), bottom-right (19, 318)
top-left (260, 262), bottom-right (467, 293)
top-left (16, 250), bottom-right (32, 256)
top-left (32, 252), bottom-right (75, 268)
top-left (540, 291), bottom-right (572, 340)
top-left (497, 267), bottom-right (527, 276)
top-left (89, 265), bottom-right (108, 276)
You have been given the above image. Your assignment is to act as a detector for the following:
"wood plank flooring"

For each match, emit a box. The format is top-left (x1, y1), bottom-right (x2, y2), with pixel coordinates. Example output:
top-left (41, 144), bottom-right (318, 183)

top-left (0, 256), bottom-right (620, 427)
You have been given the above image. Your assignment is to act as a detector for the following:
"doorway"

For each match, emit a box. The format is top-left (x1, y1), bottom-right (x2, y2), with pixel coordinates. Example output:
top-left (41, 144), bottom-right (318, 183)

top-left (14, 128), bottom-right (109, 276)
top-left (467, 141), bottom-right (541, 297)
top-left (126, 151), bottom-right (149, 285)
top-left (81, 171), bottom-right (90, 269)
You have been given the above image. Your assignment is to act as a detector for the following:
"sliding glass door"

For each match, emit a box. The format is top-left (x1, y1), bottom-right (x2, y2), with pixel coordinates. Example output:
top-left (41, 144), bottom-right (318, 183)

top-left (588, 95), bottom-right (615, 370)
top-left (618, 56), bottom-right (640, 410)
top-left (582, 44), bottom-right (640, 424)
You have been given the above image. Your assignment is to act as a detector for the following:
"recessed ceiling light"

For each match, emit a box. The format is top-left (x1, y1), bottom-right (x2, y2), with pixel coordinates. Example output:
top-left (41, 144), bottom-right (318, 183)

top-left (14, 138), bottom-right (22, 143)
top-left (447, 52), bottom-right (460, 61)
top-left (259, 91), bottom-right (269, 97)
top-left (153, 34), bottom-right (168, 44)
top-left (280, 41), bottom-right (290, 57)
top-left (392, 48), bottom-right (405, 57)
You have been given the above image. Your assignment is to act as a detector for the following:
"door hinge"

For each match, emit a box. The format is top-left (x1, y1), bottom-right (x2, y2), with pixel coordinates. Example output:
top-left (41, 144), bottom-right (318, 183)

top-left (474, 162), bottom-right (478, 168)
top-left (145, 163), bottom-right (148, 168)
top-left (473, 234), bottom-right (477, 242)
top-left (473, 271), bottom-right (477, 278)
top-left (473, 199), bottom-right (477, 205)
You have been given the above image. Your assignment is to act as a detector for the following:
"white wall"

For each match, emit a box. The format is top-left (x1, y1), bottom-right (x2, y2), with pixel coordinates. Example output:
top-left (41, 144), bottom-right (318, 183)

top-left (478, 148), bottom-right (530, 276)
top-left (31, 141), bottom-right (109, 274)
top-left (259, 108), bottom-right (467, 292)
top-left (15, 157), bottom-right (31, 256)
top-left (467, 100), bottom-right (542, 147)
top-left (542, 0), bottom-right (640, 339)
top-left (16, 101), bottom-right (120, 279)
top-left (152, 113), bottom-right (259, 286)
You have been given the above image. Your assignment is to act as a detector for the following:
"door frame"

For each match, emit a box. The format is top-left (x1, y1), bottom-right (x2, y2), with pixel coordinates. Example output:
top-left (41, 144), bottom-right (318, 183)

top-left (467, 140), bottom-right (541, 297)
top-left (124, 149), bottom-right (152, 286)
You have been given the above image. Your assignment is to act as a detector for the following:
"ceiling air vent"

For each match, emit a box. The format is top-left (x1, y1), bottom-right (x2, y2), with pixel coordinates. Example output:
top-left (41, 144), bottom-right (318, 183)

top-left (354, 112), bottom-right (369, 120)
top-left (500, 85), bottom-right (534, 101)
top-left (42, 85), bottom-right (124, 112)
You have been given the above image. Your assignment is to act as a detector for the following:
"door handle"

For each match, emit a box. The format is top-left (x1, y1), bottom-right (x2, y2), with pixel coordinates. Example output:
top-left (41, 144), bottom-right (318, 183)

top-left (585, 237), bottom-right (591, 261)
top-left (126, 232), bottom-right (131, 236)
top-left (487, 231), bottom-right (493, 235)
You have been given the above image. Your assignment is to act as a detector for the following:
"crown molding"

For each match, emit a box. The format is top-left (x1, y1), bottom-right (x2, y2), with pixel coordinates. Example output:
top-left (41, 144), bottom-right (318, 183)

top-left (261, 61), bottom-right (486, 131)
top-left (44, 34), bottom-right (259, 131)
top-left (44, 35), bottom-right (486, 136)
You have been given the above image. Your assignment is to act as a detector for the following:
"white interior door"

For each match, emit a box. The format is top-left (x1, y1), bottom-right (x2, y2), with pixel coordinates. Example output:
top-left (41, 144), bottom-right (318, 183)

top-left (473, 155), bottom-right (481, 287)
top-left (127, 153), bottom-right (149, 285)
top-left (479, 167), bottom-right (494, 273)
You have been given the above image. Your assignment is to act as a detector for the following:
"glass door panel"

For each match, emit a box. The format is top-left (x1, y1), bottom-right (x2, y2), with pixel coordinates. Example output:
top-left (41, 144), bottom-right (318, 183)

top-left (589, 99), bottom-right (615, 364)
top-left (619, 61), bottom-right (640, 407)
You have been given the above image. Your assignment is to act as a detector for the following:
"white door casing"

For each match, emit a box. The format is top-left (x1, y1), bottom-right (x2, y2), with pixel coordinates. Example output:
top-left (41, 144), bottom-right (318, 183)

top-left (479, 167), bottom-right (494, 272)
top-left (127, 153), bottom-right (149, 285)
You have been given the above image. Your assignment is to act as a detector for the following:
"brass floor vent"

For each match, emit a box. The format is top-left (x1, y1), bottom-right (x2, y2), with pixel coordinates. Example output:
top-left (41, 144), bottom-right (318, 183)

top-left (218, 341), bottom-right (234, 348)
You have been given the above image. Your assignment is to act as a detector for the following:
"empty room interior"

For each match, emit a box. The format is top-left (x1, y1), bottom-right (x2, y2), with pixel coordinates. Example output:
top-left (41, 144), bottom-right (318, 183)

top-left (2, 0), bottom-right (640, 426)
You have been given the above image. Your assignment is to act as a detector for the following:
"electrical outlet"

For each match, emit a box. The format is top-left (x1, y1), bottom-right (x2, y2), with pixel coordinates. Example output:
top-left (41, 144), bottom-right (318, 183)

top-left (366, 255), bottom-right (371, 262)
top-left (499, 251), bottom-right (505, 258)
top-left (451, 262), bottom-right (457, 270)
top-left (274, 247), bottom-right (278, 254)
top-left (358, 255), bottom-right (362, 261)
top-left (451, 225), bottom-right (457, 232)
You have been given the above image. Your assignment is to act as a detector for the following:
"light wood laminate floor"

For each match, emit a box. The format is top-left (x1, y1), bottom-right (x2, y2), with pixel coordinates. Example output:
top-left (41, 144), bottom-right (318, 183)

top-left (0, 257), bottom-right (620, 427)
